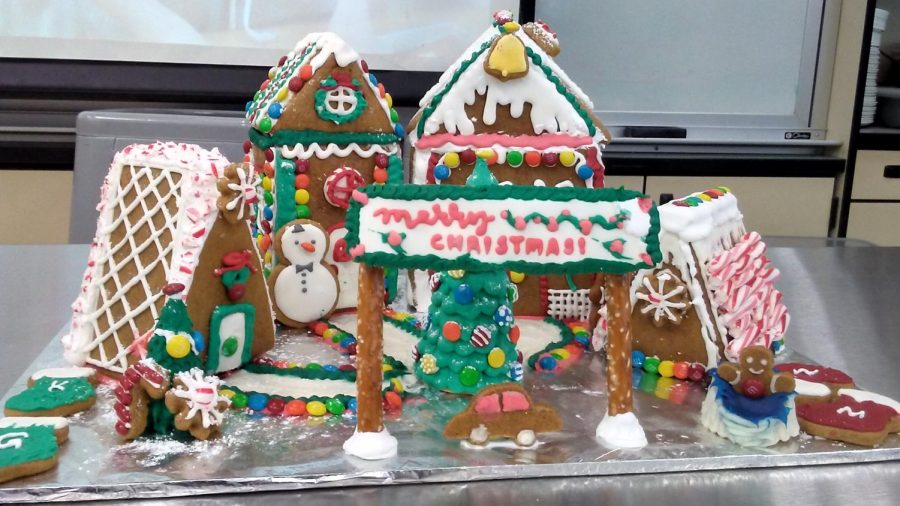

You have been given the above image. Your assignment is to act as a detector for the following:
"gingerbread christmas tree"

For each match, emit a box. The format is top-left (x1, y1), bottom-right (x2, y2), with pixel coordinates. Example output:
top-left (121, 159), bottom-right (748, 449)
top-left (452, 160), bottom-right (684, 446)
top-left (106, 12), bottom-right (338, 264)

top-left (413, 161), bottom-right (522, 394)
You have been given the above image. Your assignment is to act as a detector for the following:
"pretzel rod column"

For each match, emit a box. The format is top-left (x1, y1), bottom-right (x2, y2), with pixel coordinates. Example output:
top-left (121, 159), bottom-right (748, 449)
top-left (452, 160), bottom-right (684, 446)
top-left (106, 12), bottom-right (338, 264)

top-left (343, 262), bottom-right (398, 460)
top-left (604, 273), bottom-right (634, 414)
top-left (596, 272), bottom-right (647, 448)
top-left (356, 263), bottom-right (385, 433)
top-left (588, 273), bottom-right (606, 337)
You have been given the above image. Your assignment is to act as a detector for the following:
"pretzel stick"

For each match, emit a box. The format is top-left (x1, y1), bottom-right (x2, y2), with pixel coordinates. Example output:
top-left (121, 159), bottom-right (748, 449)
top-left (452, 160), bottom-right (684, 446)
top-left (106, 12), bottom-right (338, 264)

top-left (356, 263), bottom-right (385, 433)
top-left (604, 273), bottom-right (635, 416)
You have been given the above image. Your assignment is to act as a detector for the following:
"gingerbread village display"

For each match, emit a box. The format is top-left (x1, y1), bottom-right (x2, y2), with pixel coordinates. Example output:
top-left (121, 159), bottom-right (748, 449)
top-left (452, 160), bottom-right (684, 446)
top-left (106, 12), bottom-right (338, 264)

top-left (2, 11), bottom-right (898, 488)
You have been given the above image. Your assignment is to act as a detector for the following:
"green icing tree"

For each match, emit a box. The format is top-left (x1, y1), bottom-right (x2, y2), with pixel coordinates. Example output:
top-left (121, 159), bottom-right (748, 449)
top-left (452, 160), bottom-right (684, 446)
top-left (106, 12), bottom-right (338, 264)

top-left (413, 160), bottom-right (522, 394)
top-left (145, 296), bottom-right (203, 434)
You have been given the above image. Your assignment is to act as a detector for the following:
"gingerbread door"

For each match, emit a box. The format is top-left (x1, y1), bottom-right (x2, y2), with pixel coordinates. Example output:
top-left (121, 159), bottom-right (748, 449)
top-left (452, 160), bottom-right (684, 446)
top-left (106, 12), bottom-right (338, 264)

top-left (206, 304), bottom-right (256, 373)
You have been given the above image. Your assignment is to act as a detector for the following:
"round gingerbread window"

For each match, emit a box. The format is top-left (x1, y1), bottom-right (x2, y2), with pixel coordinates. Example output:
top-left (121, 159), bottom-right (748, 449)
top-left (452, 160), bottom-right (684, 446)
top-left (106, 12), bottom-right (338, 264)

top-left (323, 167), bottom-right (365, 208)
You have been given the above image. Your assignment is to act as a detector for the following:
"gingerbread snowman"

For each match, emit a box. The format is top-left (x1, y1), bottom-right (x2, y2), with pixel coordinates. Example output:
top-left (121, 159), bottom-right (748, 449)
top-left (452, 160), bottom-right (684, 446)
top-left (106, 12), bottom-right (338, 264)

top-left (269, 220), bottom-right (339, 327)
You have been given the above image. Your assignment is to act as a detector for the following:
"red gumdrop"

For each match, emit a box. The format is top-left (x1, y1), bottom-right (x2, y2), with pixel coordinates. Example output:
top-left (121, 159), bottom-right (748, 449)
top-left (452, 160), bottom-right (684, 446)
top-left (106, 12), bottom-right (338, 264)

top-left (374, 153), bottom-right (389, 168)
top-left (541, 152), bottom-right (559, 167)
top-left (242, 140), bottom-right (252, 154)
top-left (687, 364), bottom-right (706, 382)
top-left (163, 283), bottom-right (185, 296)
top-left (266, 397), bottom-right (286, 415)
top-left (115, 421), bottom-right (130, 435)
top-left (741, 378), bottom-right (766, 399)
top-left (264, 149), bottom-right (275, 162)
top-left (346, 343), bottom-right (357, 355)
top-left (295, 159), bottom-right (310, 174)
top-left (460, 149), bottom-right (477, 164)
top-left (227, 284), bottom-right (246, 302)
top-left (384, 391), bottom-right (403, 412)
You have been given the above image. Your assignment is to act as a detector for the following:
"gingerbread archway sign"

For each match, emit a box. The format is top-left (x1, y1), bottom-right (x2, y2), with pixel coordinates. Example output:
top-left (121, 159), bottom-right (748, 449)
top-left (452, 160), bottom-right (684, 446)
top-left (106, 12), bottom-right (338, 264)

top-left (342, 165), bottom-right (661, 459)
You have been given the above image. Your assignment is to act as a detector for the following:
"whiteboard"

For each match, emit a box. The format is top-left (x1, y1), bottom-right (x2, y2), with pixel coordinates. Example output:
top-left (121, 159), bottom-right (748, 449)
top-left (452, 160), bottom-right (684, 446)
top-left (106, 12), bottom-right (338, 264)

top-left (0, 0), bottom-right (517, 72)
top-left (536, 0), bottom-right (826, 129)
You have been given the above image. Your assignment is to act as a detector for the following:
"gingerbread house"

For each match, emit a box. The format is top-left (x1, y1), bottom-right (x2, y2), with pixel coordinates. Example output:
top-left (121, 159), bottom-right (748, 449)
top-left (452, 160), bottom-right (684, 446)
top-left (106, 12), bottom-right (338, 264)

top-left (406, 12), bottom-right (611, 320)
top-left (628, 188), bottom-right (790, 369)
top-left (64, 143), bottom-right (275, 376)
top-left (244, 32), bottom-right (404, 311)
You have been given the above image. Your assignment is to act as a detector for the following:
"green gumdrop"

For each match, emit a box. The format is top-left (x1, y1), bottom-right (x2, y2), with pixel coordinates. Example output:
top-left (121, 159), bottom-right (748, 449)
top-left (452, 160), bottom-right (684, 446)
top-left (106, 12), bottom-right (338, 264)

top-left (643, 356), bottom-right (661, 374)
top-left (459, 366), bottom-right (480, 387)
top-left (232, 393), bottom-right (248, 408)
top-left (325, 398), bottom-right (345, 415)
top-left (222, 336), bottom-right (239, 357)
top-left (264, 191), bottom-right (274, 205)
top-left (507, 150), bottom-right (523, 167)
top-left (259, 117), bottom-right (273, 132)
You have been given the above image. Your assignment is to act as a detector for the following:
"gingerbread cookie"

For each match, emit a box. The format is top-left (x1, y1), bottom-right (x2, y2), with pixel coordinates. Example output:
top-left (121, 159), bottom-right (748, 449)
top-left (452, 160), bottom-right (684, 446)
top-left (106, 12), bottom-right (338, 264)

top-left (444, 383), bottom-right (562, 447)
top-left (0, 425), bottom-right (61, 484)
top-left (797, 390), bottom-right (900, 447)
top-left (164, 368), bottom-right (230, 440)
top-left (5, 369), bottom-right (96, 417)
top-left (113, 359), bottom-right (171, 440)
top-left (0, 417), bottom-right (69, 445)
top-left (701, 347), bottom-right (799, 447)
top-left (268, 220), bottom-right (339, 327)
top-left (717, 346), bottom-right (795, 398)
top-left (27, 367), bottom-right (97, 388)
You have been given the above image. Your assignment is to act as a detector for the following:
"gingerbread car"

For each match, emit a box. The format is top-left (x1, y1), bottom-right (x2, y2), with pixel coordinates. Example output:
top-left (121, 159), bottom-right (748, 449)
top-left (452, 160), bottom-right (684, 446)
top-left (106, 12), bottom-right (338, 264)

top-left (443, 384), bottom-right (562, 447)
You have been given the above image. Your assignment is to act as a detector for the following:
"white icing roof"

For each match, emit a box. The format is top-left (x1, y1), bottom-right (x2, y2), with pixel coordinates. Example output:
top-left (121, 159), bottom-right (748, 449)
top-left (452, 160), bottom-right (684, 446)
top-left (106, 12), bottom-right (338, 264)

top-left (247, 32), bottom-right (394, 132)
top-left (414, 25), bottom-right (602, 141)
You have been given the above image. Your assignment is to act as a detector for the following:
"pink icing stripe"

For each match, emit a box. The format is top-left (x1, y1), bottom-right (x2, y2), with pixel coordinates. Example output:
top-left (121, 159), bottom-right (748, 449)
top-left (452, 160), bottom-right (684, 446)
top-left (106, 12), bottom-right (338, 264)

top-left (415, 133), bottom-right (595, 150)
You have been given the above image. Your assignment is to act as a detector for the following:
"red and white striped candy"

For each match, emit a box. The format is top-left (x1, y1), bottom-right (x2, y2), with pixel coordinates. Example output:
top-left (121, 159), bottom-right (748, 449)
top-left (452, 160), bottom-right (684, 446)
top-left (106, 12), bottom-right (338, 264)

top-left (429, 272), bottom-right (441, 292)
top-left (470, 325), bottom-right (491, 348)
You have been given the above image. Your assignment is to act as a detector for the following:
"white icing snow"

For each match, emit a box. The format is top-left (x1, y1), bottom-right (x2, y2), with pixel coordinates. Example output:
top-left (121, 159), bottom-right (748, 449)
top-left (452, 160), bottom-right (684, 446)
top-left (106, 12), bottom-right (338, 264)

top-left (343, 427), bottom-right (398, 460)
top-left (794, 378), bottom-right (831, 398)
top-left (595, 411), bottom-right (648, 449)
top-left (31, 367), bottom-right (95, 381)
top-left (223, 370), bottom-right (358, 398)
top-left (700, 385), bottom-right (799, 447)
top-left (0, 417), bottom-right (68, 430)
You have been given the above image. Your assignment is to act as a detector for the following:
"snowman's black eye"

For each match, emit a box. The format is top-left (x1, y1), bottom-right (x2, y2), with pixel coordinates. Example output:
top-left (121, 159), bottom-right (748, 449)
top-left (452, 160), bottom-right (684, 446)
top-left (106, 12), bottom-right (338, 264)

top-left (311, 239), bottom-right (316, 244)
top-left (294, 240), bottom-right (299, 245)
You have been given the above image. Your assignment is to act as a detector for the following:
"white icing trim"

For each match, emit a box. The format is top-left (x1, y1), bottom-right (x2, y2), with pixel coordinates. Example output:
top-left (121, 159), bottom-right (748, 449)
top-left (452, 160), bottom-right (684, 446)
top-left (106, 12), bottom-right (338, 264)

top-left (794, 378), bottom-right (831, 398)
top-left (31, 367), bottom-right (95, 381)
top-left (838, 389), bottom-right (900, 414)
top-left (0, 417), bottom-right (68, 430)
top-left (280, 142), bottom-right (399, 160)
top-left (836, 406), bottom-right (866, 419)
top-left (343, 427), bottom-right (398, 460)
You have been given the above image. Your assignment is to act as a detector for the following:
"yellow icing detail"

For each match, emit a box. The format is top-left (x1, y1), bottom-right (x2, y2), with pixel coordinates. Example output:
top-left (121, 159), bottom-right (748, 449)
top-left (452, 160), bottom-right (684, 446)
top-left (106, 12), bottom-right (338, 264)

top-left (391, 378), bottom-right (404, 393)
top-left (502, 21), bottom-right (520, 32)
top-left (486, 34), bottom-right (528, 78)
top-left (443, 152), bottom-right (461, 169)
top-left (570, 325), bottom-right (586, 333)
top-left (509, 271), bottom-right (525, 283)
top-left (552, 348), bottom-right (570, 360)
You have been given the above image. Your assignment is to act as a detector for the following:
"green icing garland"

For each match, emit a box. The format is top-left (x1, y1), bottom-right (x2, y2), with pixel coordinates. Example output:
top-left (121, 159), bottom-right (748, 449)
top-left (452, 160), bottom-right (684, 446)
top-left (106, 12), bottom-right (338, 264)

top-left (345, 183), bottom-right (662, 275)
top-left (503, 209), bottom-right (629, 232)
top-left (526, 317), bottom-right (576, 369)
top-left (4, 377), bottom-right (95, 413)
top-left (314, 76), bottom-right (368, 124)
top-left (524, 47), bottom-right (597, 137)
top-left (387, 154), bottom-right (403, 185)
top-left (248, 128), bottom-right (401, 150)
top-left (0, 426), bottom-right (58, 468)
top-left (273, 151), bottom-right (298, 236)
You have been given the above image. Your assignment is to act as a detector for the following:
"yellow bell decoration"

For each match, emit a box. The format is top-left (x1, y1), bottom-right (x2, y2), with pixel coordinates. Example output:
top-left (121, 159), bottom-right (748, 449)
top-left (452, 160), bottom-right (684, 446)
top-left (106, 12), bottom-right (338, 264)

top-left (166, 333), bottom-right (192, 359)
top-left (485, 33), bottom-right (528, 81)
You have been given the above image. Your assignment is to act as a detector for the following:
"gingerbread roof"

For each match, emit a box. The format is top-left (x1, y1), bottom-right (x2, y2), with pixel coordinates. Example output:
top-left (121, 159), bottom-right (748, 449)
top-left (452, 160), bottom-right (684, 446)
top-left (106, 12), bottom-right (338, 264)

top-left (245, 32), bottom-right (402, 141)
top-left (409, 14), bottom-right (609, 149)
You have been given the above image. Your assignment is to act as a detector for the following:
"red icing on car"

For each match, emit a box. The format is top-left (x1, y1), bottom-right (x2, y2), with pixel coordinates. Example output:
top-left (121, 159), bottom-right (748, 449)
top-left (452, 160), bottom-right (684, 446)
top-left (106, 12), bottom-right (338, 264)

top-left (797, 395), bottom-right (896, 433)
top-left (774, 362), bottom-right (853, 385)
top-left (502, 391), bottom-right (530, 412)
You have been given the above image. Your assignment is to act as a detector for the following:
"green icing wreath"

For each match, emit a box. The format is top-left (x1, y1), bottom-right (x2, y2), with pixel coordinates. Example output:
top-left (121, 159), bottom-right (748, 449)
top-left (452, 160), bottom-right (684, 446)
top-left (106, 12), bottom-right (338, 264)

top-left (315, 75), bottom-right (367, 124)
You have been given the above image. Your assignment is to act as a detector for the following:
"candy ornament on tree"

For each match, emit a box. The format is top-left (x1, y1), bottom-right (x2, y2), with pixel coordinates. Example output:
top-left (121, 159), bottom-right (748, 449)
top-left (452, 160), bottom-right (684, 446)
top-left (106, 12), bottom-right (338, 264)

top-left (413, 160), bottom-right (521, 394)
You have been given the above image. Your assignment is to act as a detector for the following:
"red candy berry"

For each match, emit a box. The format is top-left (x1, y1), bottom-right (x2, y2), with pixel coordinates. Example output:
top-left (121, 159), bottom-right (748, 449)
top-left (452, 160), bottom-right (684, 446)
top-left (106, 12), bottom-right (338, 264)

top-left (541, 152), bottom-right (559, 167)
top-left (460, 149), bottom-right (477, 164)
top-left (285, 399), bottom-right (306, 416)
top-left (687, 363), bottom-right (706, 382)
top-left (242, 140), bottom-right (252, 154)
top-left (374, 153), bottom-right (389, 168)
top-left (288, 76), bottom-right (303, 93)
top-left (163, 283), bottom-right (185, 296)
top-left (384, 391), bottom-right (403, 412)
top-left (266, 397), bottom-right (286, 415)
top-left (295, 159), bottom-right (310, 174)
top-left (360, 60), bottom-right (369, 73)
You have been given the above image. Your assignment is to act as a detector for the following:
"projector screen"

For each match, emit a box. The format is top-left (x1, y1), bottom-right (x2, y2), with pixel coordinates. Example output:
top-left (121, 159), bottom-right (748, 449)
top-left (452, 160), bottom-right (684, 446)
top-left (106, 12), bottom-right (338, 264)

top-left (0, 0), bottom-right (518, 71)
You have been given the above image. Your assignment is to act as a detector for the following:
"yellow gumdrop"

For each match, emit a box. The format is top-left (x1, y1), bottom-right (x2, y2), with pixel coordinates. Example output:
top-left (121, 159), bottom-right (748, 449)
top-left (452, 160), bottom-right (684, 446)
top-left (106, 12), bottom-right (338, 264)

top-left (323, 328), bottom-right (338, 340)
top-left (385, 92), bottom-right (393, 108)
top-left (166, 334), bottom-right (192, 359)
top-left (391, 378), bottom-right (404, 393)
top-left (448, 269), bottom-right (466, 279)
top-left (559, 151), bottom-right (577, 167)
top-left (570, 325), bottom-right (586, 334)
top-left (264, 251), bottom-right (272, 265)
top-left (382, 364), bottom-right (393, 373)
top-left (295, 189), bottom-right (310, 205)
top-left (306, 400), bottom-right (327, 416)
top-left (509, 271), bottom-right (525, 283)
top-left (275, 87), bottom-right (288, 102)
top-left (658, 360), bottom-right (675, 378)
top-left (261, 176), bottom-right (273, 192)
top-left (503, 21), bottom-right (520, 32)
top-left (488, 347), bottom-right (506, 368)
top-left (219, 389), bottom-right (235, 399)
top-left (443, 152), bottom-right (461, 169)
top-left (698, 193), bottom-right (712, 202)
top-left (476, 148), bottom-right (495, 160)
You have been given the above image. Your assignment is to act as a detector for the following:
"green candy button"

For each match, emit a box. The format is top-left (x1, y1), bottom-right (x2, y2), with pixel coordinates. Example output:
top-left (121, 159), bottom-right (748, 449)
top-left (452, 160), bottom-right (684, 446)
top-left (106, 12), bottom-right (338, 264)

top-left (222, 336), bottom-right (239, 357)
top-left (459, 366), bottom-right (480, 387)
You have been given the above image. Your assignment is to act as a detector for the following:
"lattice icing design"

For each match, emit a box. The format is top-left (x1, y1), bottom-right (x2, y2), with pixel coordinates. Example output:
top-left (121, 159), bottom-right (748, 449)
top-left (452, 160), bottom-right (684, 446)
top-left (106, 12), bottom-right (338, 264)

top-left (65, 142), bottom-right (226, 374)
top-left (546, 288), bottom-right (592, 321)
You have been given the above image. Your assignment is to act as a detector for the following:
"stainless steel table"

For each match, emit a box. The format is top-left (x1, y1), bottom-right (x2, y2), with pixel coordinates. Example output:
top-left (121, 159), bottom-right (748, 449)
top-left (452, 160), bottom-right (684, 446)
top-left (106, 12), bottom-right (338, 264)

top-left (0, 242), bottom-right (898, 504)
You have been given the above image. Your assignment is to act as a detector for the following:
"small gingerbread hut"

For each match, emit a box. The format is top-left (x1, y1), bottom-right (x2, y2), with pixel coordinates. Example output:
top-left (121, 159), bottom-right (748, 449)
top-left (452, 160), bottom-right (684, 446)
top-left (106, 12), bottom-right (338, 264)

top-left (406, 12), bottom-right (611, 320)
top-left (244, 32), bottom-right (404, 311)
top-left (65, 143), bottom-right (274, 376)
top-left (628, 188), bottom-right (790, 369)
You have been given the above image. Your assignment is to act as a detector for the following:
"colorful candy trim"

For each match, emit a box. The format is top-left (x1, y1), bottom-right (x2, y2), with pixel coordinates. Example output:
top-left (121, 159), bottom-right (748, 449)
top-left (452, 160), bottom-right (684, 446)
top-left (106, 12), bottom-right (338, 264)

top-left (527, 319), bottom-right (590, 371)
top-left (383, 309), bottom-right (426, 339)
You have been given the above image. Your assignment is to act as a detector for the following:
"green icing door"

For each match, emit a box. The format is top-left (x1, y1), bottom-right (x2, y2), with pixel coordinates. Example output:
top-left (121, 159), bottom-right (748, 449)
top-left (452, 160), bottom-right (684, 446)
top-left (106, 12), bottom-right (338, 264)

top-left (207, 304), bottom-right (255, 373)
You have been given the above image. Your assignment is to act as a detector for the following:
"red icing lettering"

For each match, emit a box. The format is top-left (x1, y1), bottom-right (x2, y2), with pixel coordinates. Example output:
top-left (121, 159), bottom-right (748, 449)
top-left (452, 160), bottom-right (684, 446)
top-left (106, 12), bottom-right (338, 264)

top-left (430, 234), bottom-right (444, 251)
top-left (372, 203), bottom-right (495, 235)
top-left (545, 238), bottom-right (560, 256)
top-left (564, 238), bottom-right (575, 255)
top-left (509, 236), bottom-right (525, 254)
top-left (483, 236), bottom-right (492, 253)
top-left (447, 234), bottom-right (464, 251)
top-left (525, 238), bottom-right (543, 255)
top-left (496, 236), bottom-right (508, 255)
top-left (466, 235), bottom-right (481, 253)
top-left (578, 237), bottom-right (586, 255)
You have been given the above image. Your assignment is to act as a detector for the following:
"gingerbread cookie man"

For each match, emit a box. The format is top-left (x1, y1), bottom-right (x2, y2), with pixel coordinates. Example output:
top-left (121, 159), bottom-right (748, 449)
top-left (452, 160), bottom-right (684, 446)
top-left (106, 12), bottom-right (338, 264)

top-left (717, 346), bottom-right (794, 398)
top-left (164, 368), bottom-right (230, 440)
top-left (113, 359), bottom-right (171, 440)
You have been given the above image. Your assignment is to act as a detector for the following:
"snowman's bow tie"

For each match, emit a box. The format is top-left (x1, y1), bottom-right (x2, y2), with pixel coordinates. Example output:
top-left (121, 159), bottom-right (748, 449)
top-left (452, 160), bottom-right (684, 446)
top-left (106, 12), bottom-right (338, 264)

top-left (294, 263), bottom-right (314, 273)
